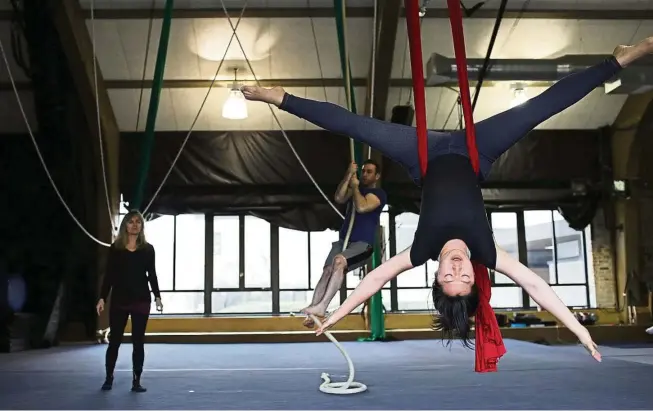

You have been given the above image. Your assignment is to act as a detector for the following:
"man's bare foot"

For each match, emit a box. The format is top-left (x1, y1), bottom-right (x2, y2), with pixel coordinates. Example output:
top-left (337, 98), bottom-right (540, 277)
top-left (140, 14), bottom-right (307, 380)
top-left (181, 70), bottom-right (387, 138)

top-left (302, 316), bottom-right (316, 328)
top-left (241, 86), bottom-right (285, 107)
top-left (613, 37), bottom-right (653, 68)
top-left (301, 305), bottom-right (327, 328)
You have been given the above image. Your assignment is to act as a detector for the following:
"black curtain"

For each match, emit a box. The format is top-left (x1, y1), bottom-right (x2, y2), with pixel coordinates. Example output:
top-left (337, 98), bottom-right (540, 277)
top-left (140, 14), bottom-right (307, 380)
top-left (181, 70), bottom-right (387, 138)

top-left (0, 0), bottom-right (102, 345)
top-left (120, 129), bottom-right (604, 231)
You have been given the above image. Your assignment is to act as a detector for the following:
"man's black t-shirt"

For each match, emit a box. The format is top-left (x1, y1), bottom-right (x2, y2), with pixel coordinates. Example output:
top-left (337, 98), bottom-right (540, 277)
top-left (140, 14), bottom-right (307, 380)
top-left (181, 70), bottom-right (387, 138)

top-left (409, 154), bottom-right (497, 269)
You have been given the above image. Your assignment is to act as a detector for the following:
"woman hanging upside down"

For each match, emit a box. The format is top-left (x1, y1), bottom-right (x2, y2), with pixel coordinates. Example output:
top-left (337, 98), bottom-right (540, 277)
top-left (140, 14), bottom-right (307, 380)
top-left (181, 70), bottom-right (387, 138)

top-left (243, 37), bottom-right (653, 362)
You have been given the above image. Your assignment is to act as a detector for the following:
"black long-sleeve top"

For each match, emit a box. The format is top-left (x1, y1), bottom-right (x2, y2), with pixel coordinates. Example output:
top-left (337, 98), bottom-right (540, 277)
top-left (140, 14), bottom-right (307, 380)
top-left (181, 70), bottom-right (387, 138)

top-left (99, 243), bottom-right (161, 305)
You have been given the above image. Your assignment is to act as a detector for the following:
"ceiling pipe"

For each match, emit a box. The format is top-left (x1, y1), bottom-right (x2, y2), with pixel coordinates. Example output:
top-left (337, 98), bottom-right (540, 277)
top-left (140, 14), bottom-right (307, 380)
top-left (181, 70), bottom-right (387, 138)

top-left (426, 53), bottom-right (653, 94)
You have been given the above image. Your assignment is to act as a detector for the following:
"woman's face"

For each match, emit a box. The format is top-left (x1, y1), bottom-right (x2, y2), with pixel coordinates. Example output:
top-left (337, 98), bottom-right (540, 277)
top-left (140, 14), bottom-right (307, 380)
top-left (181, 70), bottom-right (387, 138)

top-left (436, 247), bottom-right (475, 296)
top-left (126, 215), bottom-right (143, 236)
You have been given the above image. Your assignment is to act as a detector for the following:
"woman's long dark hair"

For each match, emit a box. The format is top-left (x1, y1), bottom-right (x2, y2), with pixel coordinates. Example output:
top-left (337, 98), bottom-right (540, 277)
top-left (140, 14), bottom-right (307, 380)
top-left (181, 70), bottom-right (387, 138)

top-left (431, 280), bottom-right (480, 348)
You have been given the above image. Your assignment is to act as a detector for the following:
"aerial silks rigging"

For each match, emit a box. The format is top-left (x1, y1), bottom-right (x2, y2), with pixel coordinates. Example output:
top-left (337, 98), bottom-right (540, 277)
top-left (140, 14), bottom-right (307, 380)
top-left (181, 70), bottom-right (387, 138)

top-left (404, 0), bottom-right (506, 373)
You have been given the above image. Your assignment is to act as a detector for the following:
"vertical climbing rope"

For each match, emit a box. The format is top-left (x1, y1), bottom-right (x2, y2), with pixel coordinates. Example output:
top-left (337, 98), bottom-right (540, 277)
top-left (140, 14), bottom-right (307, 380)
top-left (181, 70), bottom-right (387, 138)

top-left (362, 0), bottom-right (385, 342)
top-left (333, 0), bottom-right (363, 251)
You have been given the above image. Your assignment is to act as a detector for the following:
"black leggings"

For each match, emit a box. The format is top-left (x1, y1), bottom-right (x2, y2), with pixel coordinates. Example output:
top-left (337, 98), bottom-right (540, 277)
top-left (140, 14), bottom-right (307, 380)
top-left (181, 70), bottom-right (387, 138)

top-left (105, 308), bottom-right (149, 375)
top-left (279, 57), bottom-right (622, 182)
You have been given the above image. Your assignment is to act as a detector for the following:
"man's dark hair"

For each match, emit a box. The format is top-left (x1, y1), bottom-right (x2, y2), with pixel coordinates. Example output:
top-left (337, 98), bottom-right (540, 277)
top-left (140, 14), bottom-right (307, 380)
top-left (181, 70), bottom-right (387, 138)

top-left (431, 279), bottom-right (480, 349)
top-left (362, 159), bottom-right (381, 175)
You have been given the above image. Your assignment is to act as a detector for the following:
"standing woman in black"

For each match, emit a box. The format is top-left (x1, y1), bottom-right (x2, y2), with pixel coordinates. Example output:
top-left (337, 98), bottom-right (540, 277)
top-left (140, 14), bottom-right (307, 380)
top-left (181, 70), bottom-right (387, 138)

top-left (96, 210), bottom-right (163, 392)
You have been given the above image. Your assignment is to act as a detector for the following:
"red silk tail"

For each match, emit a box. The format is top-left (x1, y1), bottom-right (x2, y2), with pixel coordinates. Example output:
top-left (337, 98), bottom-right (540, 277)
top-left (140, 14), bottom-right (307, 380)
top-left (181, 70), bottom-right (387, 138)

top-left (446, 0), bottom-right (506, 372)
top-left (404, 0), bottom-right (429, 178)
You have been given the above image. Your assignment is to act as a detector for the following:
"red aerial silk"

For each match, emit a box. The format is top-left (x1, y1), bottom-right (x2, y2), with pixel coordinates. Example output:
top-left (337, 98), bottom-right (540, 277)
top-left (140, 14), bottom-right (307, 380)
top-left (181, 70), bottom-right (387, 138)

top-left (404, 0), bottom-right (507, 372)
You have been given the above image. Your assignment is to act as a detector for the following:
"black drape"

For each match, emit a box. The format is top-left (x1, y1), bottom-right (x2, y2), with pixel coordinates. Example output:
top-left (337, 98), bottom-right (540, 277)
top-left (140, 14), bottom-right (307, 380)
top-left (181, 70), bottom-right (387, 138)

top-left (120, 129), bottom-right (604, 231)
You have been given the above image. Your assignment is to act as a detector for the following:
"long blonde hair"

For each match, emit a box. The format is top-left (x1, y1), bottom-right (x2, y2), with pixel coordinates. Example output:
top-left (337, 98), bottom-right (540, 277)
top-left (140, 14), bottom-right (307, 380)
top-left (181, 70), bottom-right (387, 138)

top-left (113, 210), bottom-right (148, 249)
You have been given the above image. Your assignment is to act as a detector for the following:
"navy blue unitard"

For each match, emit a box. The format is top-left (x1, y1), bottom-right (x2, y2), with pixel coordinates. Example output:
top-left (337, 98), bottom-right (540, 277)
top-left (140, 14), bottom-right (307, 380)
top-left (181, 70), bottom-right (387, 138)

top-left (279, 57), bottom-right (622, 266)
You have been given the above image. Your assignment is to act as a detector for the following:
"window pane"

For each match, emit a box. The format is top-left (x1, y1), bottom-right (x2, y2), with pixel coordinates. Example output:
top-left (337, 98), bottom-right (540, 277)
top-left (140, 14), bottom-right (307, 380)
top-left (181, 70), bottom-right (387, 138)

top-left (244, 216), bottom-right (270, 288)
top-left (426, 260), bottom-right (439, 286)
top-left (278, 290), bottom-right (340, 314)
top-left (152, 291), bottom-right (203, 314)
top-left (530, 285), bottom-right (588, 308)
top-left (212, 291), bottom-right (272, 313)
top-left (490, 287), bottom-right (523, 309)
top-left (553, 211), bottom-right (587, 284)
top-left (214, 216), bottom-right (240, 288)
top-left (491, 212), bottom-right (518, 284)
top-left (584, 225), bottom-right (597, 308)
top-left (174, 215), bottom-right (205, 290)
top-left (397, 288), bottom-right (432, 311)
top-left (145, 215), bottom-right (175, 290)
top-left (380, 210), bottom-right (390, 262)
top-left (279, 228), bottom-right (309, 289)
top-left (524, 210), bottom-right (555, 284)
top-left (347, 265), bottom-right (391, 289)
top-left (309, 230), bottom-right (339, 288)
top-left (395, 213), bottom-right (427, 287)
top-left (346, 289), bottom-right (391, 313)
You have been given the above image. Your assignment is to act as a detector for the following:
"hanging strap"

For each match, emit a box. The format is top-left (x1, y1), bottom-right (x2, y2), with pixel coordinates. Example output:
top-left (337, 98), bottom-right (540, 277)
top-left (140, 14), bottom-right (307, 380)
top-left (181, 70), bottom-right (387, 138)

top-left (446, 0), bottom-right (480, 174)
top-left (446, 0), bottom-right (506, 373)
top-left (403, 0), bottom-right (428, 178)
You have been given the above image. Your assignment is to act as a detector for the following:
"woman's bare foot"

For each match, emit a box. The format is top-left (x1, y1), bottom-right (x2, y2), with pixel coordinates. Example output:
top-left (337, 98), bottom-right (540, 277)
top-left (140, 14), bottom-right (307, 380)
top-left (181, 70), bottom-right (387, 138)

top-left (241, 86), bottom-right (285, 107)
top-left (613, 37), bottom-right (653, 68)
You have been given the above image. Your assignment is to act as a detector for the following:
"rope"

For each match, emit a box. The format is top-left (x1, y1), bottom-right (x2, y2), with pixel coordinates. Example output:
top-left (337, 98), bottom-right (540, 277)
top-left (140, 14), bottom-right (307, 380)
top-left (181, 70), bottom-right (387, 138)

top-left (310, 314), bottom-right (367, 394)
top-left (141, 3), bottom-right (253, 214)
top-left (218, 0), bottom-right (366, 395)
top-left (90, 0), bottom-right (116, 236)
top-left (337, 0), bottom-right (358, 251)
top-left (366, 0), bottom-right (378, 159)
top-left (0, 37), bottom-right (111, 248)
top-left (217, 0), bottom-right (344, 221)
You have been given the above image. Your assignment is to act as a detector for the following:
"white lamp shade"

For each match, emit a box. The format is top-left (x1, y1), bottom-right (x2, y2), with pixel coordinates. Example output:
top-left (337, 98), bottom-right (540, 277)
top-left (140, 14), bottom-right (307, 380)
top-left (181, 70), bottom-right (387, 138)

top-left (222, 89), bottom-right (248, 120)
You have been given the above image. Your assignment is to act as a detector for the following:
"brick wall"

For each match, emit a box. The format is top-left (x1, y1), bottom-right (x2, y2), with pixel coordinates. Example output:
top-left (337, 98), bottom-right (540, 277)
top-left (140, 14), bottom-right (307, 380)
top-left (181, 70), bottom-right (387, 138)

top-left (591, 207), bottom-right (617, 308)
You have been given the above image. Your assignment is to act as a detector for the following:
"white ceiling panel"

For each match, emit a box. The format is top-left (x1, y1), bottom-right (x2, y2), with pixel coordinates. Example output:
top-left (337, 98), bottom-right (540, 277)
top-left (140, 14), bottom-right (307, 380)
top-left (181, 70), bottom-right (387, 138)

top-left (109, 86), bottom-right (367, 131)
top-left (86, 17), bottom-right (373, 81)
top-left (77, 0), bottom-right (653, 11)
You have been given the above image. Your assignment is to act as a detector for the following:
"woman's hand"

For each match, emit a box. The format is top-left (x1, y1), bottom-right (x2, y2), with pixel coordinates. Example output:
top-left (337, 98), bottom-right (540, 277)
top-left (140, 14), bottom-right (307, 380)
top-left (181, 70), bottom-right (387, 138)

top-left (577, 327), bottom-right (602, 362)
top-left (155, 297), bottom-right (163, 312)
top-left (315, 316), bottom-right (336, 336)
top-left (96, 299), bottom-right (105, 316)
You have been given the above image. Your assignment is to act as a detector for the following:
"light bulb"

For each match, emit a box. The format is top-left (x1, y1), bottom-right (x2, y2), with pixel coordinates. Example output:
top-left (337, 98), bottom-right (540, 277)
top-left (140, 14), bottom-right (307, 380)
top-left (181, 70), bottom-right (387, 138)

top-left (510, 88), bottom-right (528, 108)
top-left (222, 89), bottom-right (248, 120)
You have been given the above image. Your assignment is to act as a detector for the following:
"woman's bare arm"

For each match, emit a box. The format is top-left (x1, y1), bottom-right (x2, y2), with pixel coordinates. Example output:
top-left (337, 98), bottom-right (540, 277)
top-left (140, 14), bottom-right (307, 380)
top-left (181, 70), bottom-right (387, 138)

top-left (495, 246), bottom-right (601, 361)
top-left (316, 247), bottom-right (414, 335)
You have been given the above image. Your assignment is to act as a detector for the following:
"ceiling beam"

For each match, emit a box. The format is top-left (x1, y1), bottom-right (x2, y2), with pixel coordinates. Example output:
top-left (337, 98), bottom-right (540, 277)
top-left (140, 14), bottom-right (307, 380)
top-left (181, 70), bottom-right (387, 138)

top-left (2, 7), bottom-right (653, 21)
top-left (3, 8), bottom-right (651, 20)
top-left (0, 78), bottom-right (575, 91)
top-left (50, 0), bottom-right (121, 234)
top-left (80, 8), bottom-right (653, 20)
top-left (365, 0), bottom-right (402, 120)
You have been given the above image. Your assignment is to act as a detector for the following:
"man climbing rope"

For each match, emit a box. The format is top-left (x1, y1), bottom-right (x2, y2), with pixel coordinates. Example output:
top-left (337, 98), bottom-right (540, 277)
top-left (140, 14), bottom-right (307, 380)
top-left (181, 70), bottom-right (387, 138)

top-left (301, 160), bottom-right (386, 328)
top-left (243, 36), bottom-right (653, 362)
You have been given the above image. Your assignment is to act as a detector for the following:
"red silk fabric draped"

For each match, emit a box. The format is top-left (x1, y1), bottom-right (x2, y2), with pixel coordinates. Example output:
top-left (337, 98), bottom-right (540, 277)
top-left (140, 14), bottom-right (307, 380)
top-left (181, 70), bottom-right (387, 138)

top-left (403, 0), bottom-right (429, 177)
top-left (403, 0), bottom-right (506, 372)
